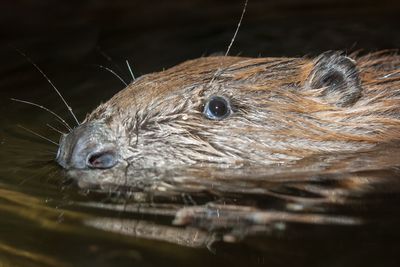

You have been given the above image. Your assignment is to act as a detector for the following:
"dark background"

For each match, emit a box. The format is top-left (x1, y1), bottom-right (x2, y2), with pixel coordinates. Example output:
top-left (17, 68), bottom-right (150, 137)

top-left (1, 0), bottom-right (399, 68)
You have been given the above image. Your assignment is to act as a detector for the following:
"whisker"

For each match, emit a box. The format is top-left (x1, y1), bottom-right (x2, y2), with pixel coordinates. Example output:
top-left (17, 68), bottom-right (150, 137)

top-left (11, 98), bottom-right (73, 132)
top-left (225, 0), bottom-right (248, 56)
top-left (208, 0), bottom-right (248, 86)
top-left (13, 47), bottom-right (81, 126)
top-left (46, 123), bottom-right (66, 135)
top-left (93, 64), bottom-right (128, 86)
top-left (17, 125), bottom-right (59, 146)
top-left (126, 59), bottom-right (136, 82)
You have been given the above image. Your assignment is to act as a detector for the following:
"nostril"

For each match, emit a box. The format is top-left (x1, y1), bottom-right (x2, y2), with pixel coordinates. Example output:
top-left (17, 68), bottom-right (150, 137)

top-left (87, 150), bottom-right (117, 169)
top-left (55, 122), bottom-right (118, 170)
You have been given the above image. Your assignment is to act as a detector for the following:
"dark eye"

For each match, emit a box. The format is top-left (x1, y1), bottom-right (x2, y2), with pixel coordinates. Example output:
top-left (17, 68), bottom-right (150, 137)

top-left (203, 96), bottom-right (231, 120)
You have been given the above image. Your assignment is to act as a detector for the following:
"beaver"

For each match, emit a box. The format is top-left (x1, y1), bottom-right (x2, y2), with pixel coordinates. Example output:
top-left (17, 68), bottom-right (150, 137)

top-left (56, 51), bottom-right (400, 174)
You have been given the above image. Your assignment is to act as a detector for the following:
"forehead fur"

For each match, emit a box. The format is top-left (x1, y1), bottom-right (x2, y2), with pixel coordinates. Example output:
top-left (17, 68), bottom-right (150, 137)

top-left (87, 52), bottom-right (400, 125)
top-left (88, 56), bottom-right (310, 120)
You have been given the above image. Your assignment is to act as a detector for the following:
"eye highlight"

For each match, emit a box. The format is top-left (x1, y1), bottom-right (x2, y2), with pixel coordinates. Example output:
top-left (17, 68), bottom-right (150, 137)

top-left (203, 96), bottom-right (231, 120)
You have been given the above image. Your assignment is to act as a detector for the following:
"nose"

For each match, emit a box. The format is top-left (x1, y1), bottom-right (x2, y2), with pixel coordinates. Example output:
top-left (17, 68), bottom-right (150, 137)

top-left (56, 122), bottom-right (118, 170)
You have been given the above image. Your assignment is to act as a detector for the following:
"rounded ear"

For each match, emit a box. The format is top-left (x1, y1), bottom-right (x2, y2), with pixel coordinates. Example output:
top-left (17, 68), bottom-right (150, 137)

top-left (305, 51), bottom-right (362, 107)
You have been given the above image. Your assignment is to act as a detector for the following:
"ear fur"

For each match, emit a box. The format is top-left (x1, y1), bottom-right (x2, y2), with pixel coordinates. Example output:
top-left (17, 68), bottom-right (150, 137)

top-left (306, 51), bottom-right (362, 107)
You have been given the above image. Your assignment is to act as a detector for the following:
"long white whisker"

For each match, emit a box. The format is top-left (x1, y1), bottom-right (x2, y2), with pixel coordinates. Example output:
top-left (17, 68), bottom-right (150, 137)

top-left (13, 48), bottom-right (80, 126)
top-left (208, 0), bottom-right (248, 87)
top-left (94, 64), bottom-right (128, 86)
top-left (225, 0), bottom-right (248, 56)
top-left (17, 125), bottom-right (59, 146)
top-left (11, 98), bottom-right (73, 132)
top-left (126, 59), bottom-right (136, 82)
top-left (46, 123), bottom-right (66, 135)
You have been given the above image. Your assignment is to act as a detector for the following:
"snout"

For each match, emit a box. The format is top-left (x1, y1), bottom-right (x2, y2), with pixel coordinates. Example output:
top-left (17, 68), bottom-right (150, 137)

top-left (56, 122), bottom-right (119, 170)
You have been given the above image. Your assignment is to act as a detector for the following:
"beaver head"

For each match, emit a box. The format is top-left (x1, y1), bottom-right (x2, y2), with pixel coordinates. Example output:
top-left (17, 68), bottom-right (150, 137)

top-left (56, 51), bottom-right (400, 171)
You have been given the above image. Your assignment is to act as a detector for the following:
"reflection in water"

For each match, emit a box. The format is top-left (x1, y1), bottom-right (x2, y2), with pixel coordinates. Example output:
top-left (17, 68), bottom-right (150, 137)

top-left (67, 144), bottom-right (400, 245)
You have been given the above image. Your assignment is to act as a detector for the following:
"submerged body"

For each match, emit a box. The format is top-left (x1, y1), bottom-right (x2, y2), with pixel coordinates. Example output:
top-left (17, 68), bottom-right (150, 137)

top-left (56, 51), bottom-right (400, 176)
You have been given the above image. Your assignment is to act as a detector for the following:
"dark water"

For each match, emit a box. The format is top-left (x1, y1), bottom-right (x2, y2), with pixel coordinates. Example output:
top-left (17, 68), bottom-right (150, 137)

top-left (1, 0), bottom-right (400, 266)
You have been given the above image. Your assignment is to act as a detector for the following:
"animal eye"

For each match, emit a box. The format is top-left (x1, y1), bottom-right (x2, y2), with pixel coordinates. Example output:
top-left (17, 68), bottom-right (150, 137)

top-left (203, 96), bottom-right (231, 120)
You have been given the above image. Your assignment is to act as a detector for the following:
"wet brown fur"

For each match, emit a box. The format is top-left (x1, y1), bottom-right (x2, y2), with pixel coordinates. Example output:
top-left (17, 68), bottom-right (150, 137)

top-left (82, 51), bottom-right (400, 169)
